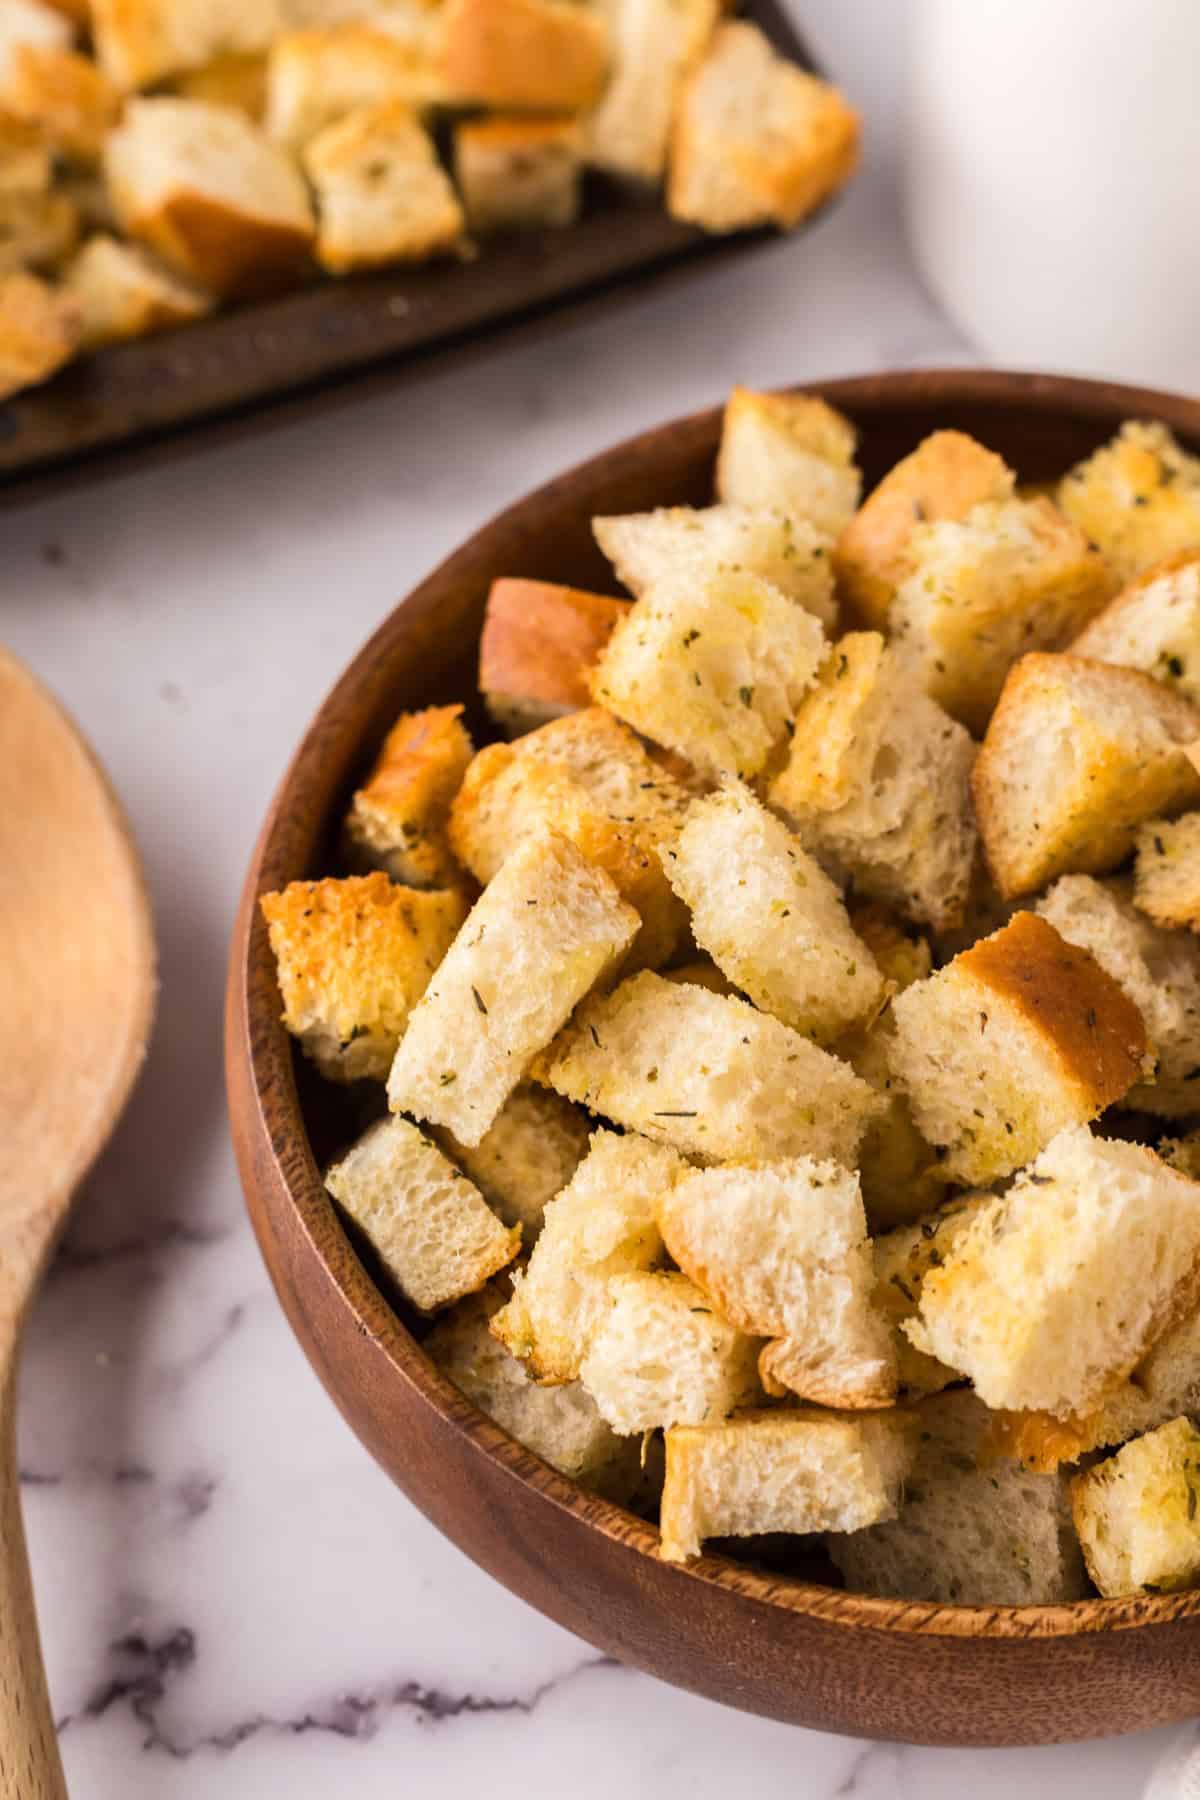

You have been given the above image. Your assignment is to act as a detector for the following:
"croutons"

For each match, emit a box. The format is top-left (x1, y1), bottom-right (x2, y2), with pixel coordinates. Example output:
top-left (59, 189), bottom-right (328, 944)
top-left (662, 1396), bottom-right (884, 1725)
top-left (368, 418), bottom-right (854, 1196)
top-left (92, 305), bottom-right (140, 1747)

top-left (386, 829), bottom-right (639, 1145)
top-left (304, 100), bottom-right (463, 274)
top-left (590, 569), bottom-right (827, 782)
top-left (344, 703), bottom-right (473, 890)
top-left (1071, 1417), bottom-right (1200, 1598)
top-left (91, 0), bottom-right (285, 91)
top-left (0, 267), bottom-right (78, 398)
top-left (1072, 550), bottom-right (1200, 707)
top-left (62, 233), bottom-right (212, 349)
top-left (887, 912), bottom-right (1151, 1187)
top-left (453, 114), bottom-right (581, 233)
top-left (714, 385), bottom-right (861, 538)
top-left (908, 1127), bottom-right (1200, 1420)
top-left (104, 97), bottom-right (315, 296)
top-left (664, 781), bottom-right (884, 1041)
top-left (436, 0), bottom-right (609, 112)
top-left (0, 44), bottom-right (119, 162)
top-left (539, 968), bottom-right (883, 1166)
top-left (478, 578), bottom-right (630, 738)
top-left (1134, 813), bottom-right (1200, 932)
top-left (326, 1115), bottom-right (519, 1312)
top-left (657, 1157), bottom-right (895, 1408)
top-left (433, 1084), bottom-right (589, 1241)
top-left (667, 22), bottom-right (860, 237)
top-left (0, 185), bottom-right (78, 273)
top-left (1058, 421), bottom-right (1200, 588)
top-left (835, 429), bottom-right (1015, 630)
top-left (0, 114), bottom-right (51, 193)
top-left (890, 497), bottom-right (1113, 735)
top-left (585, 0), bottom-right (716, 183)
top-left (769, 632), bottom-right (977, 933)
top-left (167, 50), bottom-right (269, 119)
top-left (260, 872), bottom-right (467, 1081)
top-left (491, 1126), bottom-right (683, 1381)
top-left (972, 653), bottom-right (1200, 899)
top-left (593, 502), bottom-right (837, 630)
top-left (871, 1195), bottom-right (982, 1395)
top-left (659, 1407), bottom-right (912, 1563)
top-left (830, 1390), bottom-right (1088, 1607)
top-left (0, 0), bottom-right (72, 75)
top-left (579, 1270), bottom-right (761, 1434)
top-left (265, 23), bottom-right (439, 149)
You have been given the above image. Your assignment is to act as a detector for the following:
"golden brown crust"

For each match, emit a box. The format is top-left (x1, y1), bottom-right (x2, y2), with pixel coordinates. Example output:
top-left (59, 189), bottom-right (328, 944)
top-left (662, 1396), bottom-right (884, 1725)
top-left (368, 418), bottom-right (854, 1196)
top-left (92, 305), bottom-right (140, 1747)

top-left (757, 1337), bottom-right (896, 1409)
top-left (131, 188), bottom-right (314, 296)
top-left (3, 46), bottom-right (120, 162)
top-left (0, 269), bottom-right (79, 402)
top-left (456, 113), bottom-right (580, 153)
top-left (479, 578), bottom-right (629, 714)
top-left (168, 52), bottom-right (269, 121)
top-left (437, 0), bottom-right (609, 112)
top-left (346, 703), bottom-right (473, 889)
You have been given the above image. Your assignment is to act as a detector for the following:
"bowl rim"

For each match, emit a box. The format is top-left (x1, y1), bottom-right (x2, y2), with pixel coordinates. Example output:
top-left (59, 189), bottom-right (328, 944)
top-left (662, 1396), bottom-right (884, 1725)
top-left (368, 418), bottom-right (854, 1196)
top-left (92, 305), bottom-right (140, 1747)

top-left (231, 366), bottom-right (1200, 1645)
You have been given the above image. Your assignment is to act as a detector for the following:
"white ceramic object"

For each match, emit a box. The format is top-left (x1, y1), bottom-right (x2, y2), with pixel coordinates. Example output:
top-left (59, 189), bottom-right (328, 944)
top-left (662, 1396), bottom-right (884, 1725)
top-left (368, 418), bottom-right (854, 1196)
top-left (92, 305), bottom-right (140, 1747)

top-left (905, 0), bottom-right (1200, 392)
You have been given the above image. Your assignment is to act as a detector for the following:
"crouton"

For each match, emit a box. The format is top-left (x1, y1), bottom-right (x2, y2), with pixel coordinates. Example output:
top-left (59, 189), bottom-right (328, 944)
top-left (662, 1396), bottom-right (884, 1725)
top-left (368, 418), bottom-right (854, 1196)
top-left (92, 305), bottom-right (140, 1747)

top-left (1072, 549), bottom-right (1200, 707)
top-left (479, 578), bottom-right (630, 737)
top-left (91, 0), bottom-right (284, 90)
top-left (325, 1115), bottom-right (519, 1313)
top-left (579, 1270), bottom-right (761, 1434)
top-left (664, 781), bottom-right (884, 1040)
top-left (425, 1286), bottom-right (643, 1500)
top-left (265, 23), bottom-right (440, 150)
top-left (432, 1084), bottom-right (589, 1240)
top-left (848, 900), bottom-right (932, 993)
top-left (769, 632), bottom-right (977, 933)
top-left (0, 268), bottom-right (77, 398)
top-left (890, 497), bottom-right (1113, 735)
top-left (590, 569), bottom-right (827, 782)
top-left (887, 912), bottom-right (1151, 1186)
top-left (593, 502), bottom-right (837, 630)
top-left (491, 1127), bottom-right (683, 1380)
top-left (0, 185), bottom-right (77, 273)
top-left (714, 385), bottom-right (860, 538)
top-left (105, 98), bottom-right (315, 296)
top-left (304, 100), bottom-right (463, 274)
top-left (585, 0), bottom-right (716, 183)
top-left (453, 114), bottom-right (581, 233)
top-left (539, 968), bottom-right (884, 1166)
top-left (1136, 814), bottom-right (1200, 932)
top-left (436, 0), bottom-right (609, 112)
top-left (1058, 421), bottom-right (1200, 588)
top-left (907, 1127), bottom-right (1200, 1419)
top-left (835, 430), bottom-right (1015, 630)
top-left (667, 22), bottom-right (860, 236)
top-left (167, 50), bottom-right (268, 120)
top-left (448, 707), bottom-right (691, 970)
top-left (830, 1390), bottom-right (1087, 1606)
top-left (0, 113), bottom-right (50, 192)
top-left (387, 829), bottom-right (639, 1145)
top-left (0, 0), bottom-right (71, 77)
top-left (838, 1006), bottom-right (946, 1231)
top-left (344, 703), bottom-right (473, 891)
top-left (1071, 1417), bottom-right (1200, 1598)
top-left (62, 233), bottom-right (212, 348)
top-left (871, 1195), bottom-right (982, 1394)
top-left (973, 653), bottom-right (1200, 899)
top-left (260, 872), bottom-right (467, 1082)
top-left (657, 1157), bottom-right (895, 1408)
top-left (1038, 874), bottom-right (1200, 1116)
top-left (659, 1407), bottom-right (912, 1563)
top-left (1, 45), bottom-right (118, 161)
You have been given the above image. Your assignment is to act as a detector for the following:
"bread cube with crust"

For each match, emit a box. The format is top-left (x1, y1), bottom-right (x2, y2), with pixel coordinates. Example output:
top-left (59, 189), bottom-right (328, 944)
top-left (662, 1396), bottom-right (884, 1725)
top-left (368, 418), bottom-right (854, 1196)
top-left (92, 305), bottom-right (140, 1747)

top-left (0, 114), bottom-right (51, 193)
top-left (436, 0), bottom-right (609, 112)
top-left (585, 0), bottom-right (716, 183)
top-left (0, 267), bottom-right (78, 398)
top-left (973, 653), bottom-right (1200, 899)
top-left (479, 578), bottom-right (630, 737)
top-left (1058, 421), bottom-right (1200, 587)
top-left (344, 703), bottom-right (473, 891)
top-left (91, 0), bottom-right (284, 91)
top-left (1135, 814), bottom-right (1200, 932)
top-left (266, 23), bottom-right (440, 149)
top-left (432, 1084), bottom-right (590, 1241)
top-left (0, 185), bottom-right (78, 274)
top-left (63, 233), bottom-right (212, 349)
top-left (715, 385), bottom-right (860, 537)
top-left (872, 1195), bottom-right (983, 1395)
top-left (1072, 1417), bottom-right (1200, 1597)
top-left (659, 1407), bottom-right (912, 1563)
top-left (304, 101), bottom-right (464, 274)
top-left (387, 829), bottom-right (639, 1145)
top-left (1072, 549), bottom-right (1200, 706)
top-left (167, 50), bottom-right (269, 120)
top-left (454, 115), bottom-right (581, 233)
top-left (1, 45), bottom-right (119, 161)
top-left (0, 0), bottom-right (72, 77)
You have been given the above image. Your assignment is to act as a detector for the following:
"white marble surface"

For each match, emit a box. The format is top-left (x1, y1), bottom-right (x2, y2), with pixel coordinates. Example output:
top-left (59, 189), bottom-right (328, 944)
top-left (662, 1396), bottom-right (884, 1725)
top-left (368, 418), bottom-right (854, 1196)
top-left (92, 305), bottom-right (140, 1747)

top-left (0, 1), bottom-right (1187, 1791)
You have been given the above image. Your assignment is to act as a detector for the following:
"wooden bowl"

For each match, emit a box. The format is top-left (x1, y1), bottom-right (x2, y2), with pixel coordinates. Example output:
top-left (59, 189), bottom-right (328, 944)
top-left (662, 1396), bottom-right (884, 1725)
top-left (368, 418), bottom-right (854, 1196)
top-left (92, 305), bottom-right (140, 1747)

top-left (226, 369), bottom-right (1200, 1748)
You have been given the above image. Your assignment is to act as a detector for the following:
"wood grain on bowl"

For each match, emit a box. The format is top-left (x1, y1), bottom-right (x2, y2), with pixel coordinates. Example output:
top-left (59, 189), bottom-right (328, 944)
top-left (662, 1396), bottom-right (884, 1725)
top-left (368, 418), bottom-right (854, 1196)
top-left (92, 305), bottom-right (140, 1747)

top-left (225, 370), bottom-right (1200, 1747)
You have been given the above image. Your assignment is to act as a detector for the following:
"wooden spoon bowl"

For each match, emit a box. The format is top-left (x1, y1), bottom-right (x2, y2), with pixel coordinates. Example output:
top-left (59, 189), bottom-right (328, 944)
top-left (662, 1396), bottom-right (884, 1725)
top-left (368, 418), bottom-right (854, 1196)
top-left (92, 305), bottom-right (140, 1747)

top-left (225, 370), bottom-right (1200, 1748)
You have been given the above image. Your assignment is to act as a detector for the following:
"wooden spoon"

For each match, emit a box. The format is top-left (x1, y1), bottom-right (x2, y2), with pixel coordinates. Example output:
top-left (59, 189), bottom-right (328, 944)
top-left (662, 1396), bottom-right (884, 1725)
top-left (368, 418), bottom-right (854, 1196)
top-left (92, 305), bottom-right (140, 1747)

top-left (0, 646), bottom-right (156, 1797)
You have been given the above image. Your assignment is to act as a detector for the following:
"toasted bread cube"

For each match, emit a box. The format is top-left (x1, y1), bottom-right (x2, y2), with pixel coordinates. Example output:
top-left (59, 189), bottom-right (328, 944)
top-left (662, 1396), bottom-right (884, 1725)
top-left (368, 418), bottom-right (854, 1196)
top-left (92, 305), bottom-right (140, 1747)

top-left (593, 502), bottom-right (837, 630)
top-left (432, 1084), bottom-right (589, 1241)
top-left (344, 703), bottom-right (472, 891)
top-left (835, 430), bottom-right (1015, 630)
top-left (1135, 814), bottom-right (1200, 932)
top-left (304, 100), bottom-right (463, 274)
top-left (659, 1406), bottom-right (912, 1563)
top-left (436, 0), bottom-right (609, 112)
top-left (540, 968), bottom-right (883, 1165)
top-left (715, 385), bottom-right (860, 537)
top-left (585, 0), bottom-right (716, 183)
top-left (658, 1158), bottom-right (895, 1409)
top-left (0, 184), bottom-right (77, 273)
top-left (1071, 1418), bottom-right (1200, 1598)
top-left (91, 0), bottom-right (284, 90)
top-left (888, 912), bottom-right (1150, 1187)
top-left (167, 50), bottom-right (268, 120)
top-left (890, 497), bottom-right (1113, 736)
top-left (62, 233), bottom-right (212, 348)
top-left (105, 98), bottom-right (315, 295)
top-left (769, 632), bottom-right (977, 933)
top-left (387, 829), bottom-right (639, 1144)
top-left (1058, 421), bottom-right (1200, 588)
top-left (1, 45), bottom-right (118, 161)
top-left (872, 1196), bottom-right (983, 1394)
top-left (325, 1115), bottom-right (519, 1313)
top-left (579, 1270), bottom-right (761, 1435)
top-left (591, 570), bottom-right (827, 782)
top-left (265, 23), bottom-right (439, 150)
top-left (491, 1127), bottom-right (683, 1380)
top-left (0, 267), bottom-right (76, 397)
top-left (454, 114), bottom-right (580, 233)
top-left (0, 113), bottom-right (50, 192)
top-left (667, 22), bottom-right (859, 236)
top-left (479, 577), bottom-right (630, 737)
top-left (1072, 548), bottom-right (1200, 706)
top-left (425, 1286), bottom-right (643, 1500)
top-left (665, 781), bottom-right (884, 1040)
top-left (260, 872), bottom-right (467, 1082)
top-left (1038, 874), bottom-right (1200, 1116)
top-left (908, 1127), bottom-right (1200, 1419)
top-left (830, 1390), bottom-right (1087, 1607)
top-left (0, 0), bottom-right (72, 97)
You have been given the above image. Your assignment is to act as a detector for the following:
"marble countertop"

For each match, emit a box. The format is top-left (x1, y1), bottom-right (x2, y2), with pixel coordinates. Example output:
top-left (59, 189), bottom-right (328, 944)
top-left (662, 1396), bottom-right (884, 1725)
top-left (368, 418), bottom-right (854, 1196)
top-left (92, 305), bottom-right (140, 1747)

top-left (1, 1), bottom-right (1186, 1792)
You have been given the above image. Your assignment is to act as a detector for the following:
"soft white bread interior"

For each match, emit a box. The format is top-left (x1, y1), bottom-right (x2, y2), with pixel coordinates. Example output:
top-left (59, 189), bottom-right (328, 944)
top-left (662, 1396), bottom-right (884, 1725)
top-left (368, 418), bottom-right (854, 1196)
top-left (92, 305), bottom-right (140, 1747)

top-left (714, 385), bottom-right (861, 537)
top-left (1134, 814), bottom-right (1200, 933)
top-left (62, 232), bottom-right (212, 349)
top-left (303, 100), bottom-right (464, 274)
top-left (1058, 421), bottom-right (1200, 588)
top-left (1071, 1416), bottom-right (1200, 1598)
top-left (1072, 549), bottom-right (1200, 707)
top-left (432, 1084), bottom-right (590, 1241)
top-left (871, 1194), bottom-right (983, 1395)
top-left (585, 0), bottom-right (716, 183)
top-left (265, 22), bottom-right (440, 150)
top-left (453, 114), bottom-right (581, 233)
